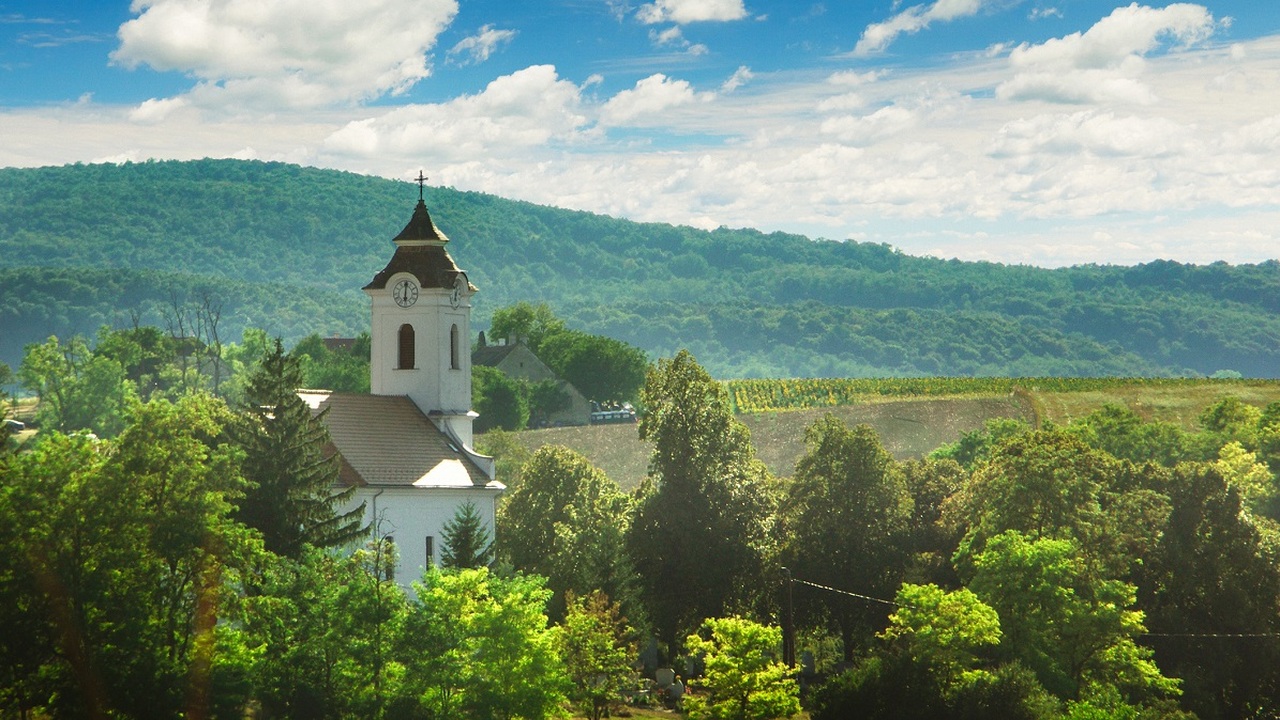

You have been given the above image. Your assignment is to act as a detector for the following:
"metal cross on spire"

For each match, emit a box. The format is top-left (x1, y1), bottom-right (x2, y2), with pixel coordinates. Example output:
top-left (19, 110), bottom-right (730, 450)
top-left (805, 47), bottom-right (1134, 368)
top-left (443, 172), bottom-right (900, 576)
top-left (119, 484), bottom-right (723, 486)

top-left (415, 170), bottom-right (428, 201)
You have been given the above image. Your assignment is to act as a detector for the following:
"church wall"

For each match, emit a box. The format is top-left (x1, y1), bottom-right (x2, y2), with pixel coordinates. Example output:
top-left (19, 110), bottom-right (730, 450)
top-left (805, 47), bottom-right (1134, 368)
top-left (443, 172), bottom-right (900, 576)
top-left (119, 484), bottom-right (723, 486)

top-left (344, 485), bottom-right (501, 588)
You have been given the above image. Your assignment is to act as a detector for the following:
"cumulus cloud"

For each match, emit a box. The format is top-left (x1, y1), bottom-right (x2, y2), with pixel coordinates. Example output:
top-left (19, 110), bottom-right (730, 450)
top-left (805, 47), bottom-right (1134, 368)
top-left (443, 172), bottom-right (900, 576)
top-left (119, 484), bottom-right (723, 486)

top-left (448, 25), bottom-right (516, 66)
top-left (323, 65), bottom-right (589, 159)
top-left (996, 3), bottom-right (1219, 104)
top-left (111, 0), bottom-right (458, 109)
top-left (855, 0), bottom-right (987, 55)
top-left (636, 0), bottom-right (748, 25)
top-left (989, 111), bottom-right (1195, 159)
top-left (598, 73), bottom-right (711, 126)
top-left (820, 105), bottom-right (917, 146)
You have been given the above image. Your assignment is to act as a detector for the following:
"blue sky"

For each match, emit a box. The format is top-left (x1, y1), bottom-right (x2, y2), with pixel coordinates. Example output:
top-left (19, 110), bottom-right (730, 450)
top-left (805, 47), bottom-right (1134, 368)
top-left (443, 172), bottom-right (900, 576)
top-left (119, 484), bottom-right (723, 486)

top-left (2, 1), bottom-right (1278, 267)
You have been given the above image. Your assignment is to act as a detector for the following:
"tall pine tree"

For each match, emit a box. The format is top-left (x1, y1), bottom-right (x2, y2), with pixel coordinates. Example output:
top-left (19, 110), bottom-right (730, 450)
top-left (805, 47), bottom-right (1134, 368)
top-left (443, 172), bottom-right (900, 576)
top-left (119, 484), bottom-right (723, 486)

top-left (233, 338), bottom-right (366, 558)
top-left (440, 500), bottom-right (495, 569)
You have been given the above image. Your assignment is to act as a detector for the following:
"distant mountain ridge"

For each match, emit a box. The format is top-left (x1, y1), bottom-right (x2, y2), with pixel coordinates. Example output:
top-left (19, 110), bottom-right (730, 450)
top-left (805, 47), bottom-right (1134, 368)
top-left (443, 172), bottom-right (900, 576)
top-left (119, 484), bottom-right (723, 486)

top-left (2, 159), bottom-right (1278, 378)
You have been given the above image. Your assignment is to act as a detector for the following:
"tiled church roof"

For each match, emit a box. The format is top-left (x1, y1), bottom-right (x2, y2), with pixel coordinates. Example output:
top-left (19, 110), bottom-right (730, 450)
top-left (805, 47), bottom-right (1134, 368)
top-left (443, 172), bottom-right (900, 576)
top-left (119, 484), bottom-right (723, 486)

top-left (304, 392), bottom-right (496, 489)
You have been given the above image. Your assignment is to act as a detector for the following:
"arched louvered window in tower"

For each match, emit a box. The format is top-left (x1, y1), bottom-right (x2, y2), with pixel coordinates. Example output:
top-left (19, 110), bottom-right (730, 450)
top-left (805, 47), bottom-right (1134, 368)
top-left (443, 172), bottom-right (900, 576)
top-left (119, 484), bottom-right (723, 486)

top-left (398, 324), bottom-right (415, 369)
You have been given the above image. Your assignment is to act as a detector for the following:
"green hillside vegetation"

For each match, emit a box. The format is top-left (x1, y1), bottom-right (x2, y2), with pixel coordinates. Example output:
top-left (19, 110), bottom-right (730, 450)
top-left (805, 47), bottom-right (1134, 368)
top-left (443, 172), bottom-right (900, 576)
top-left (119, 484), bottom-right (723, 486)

top-left (3, 159), bottom-right (1279, 378)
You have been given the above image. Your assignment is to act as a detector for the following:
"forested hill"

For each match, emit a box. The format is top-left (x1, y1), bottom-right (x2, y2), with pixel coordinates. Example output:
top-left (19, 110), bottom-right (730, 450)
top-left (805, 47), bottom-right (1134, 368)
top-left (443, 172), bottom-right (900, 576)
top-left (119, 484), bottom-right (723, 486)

top-left (2, 158), bottom-right (1278, 378)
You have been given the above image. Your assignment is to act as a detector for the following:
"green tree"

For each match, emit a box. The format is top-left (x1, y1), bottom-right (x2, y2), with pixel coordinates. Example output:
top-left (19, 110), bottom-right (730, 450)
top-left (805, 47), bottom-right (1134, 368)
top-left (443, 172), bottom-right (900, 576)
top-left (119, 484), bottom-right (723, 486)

top-left (559, 590), bottom-right (639, 720)
top-left (0, 395), bottom-right (256, 718)
top-left (1066, 404), bottom-right (1190, 467)
top-left (951, 428), bottom-right (1165, 582)
top-left (488, 302), bottom-right (649, 403)
top-left (245, 538), bottom-right (408, 719)
top-left (474, 428), bottom-right (533, 490)
top-left (219, 326), bottom-right (274, 404)
top-left (19, 334), bottom-right (134, 437)
top-left (489, 301), bottom-right (567, 351)
top-left (0, 361), bottom-right (13, 451)
top-left (931, 417), bottom-right (1031, 470)
top-left (291, 332), bottom-right (371, 393)
top-left (94, 325), bottom-right (179, 400)
top-left (1213, 440), bottom-right (1275, 510)
top-left (881, 584), bottom-right (1002, 691)
top-left (1136, 463), bottom-right (1280, 720)
top-left (683, 616), bottom-right (800, 720)
top-left (901, 457), bottom-right (966, 587)
top-left (780, 416), bottom-right (913, 659)
top-left (473, 365), bottom-right (530, 432)
top-left (440, 500), bottom-right (495, 569)
top-left (232, 338), bottom-right (366, 558)
top-left (526, 378), bottom-right (571, 427)
top-left (399, 567), bottom-right (568, 720)
top-left (627, 350), bottom-right (777, 653)
top-left (498, 445), bottom-right (640, 622)
top-left (970, 531), bottom-right (1178, 704)
top-left (538, 329), bottom-right (649, 403)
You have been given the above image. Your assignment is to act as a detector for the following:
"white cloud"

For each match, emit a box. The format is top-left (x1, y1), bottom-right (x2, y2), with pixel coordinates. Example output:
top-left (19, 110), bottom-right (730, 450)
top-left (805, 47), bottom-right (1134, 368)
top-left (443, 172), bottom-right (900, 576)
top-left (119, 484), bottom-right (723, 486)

top-left (650, 26), bottom-right (686, 46)
top-left (111, 0), bottom-right (458, 109)
top-left (636, 0), bottom-right (748, 25)
top-left (989, 111), bottom-right (1196, 160)
top-left (820, 105), bottom-right (918, 146)
top-left (448, 25), bottom-right (516, 66)
top-left (598, 73), bottom-right (711, 126)
top-left (129, 95), bottom-right (188, 123)
top-left (721, 66), bottom-right (753, 92)
top-left (324, 65), bottom-right (589, 160)
top-left (997, 3), bottom-right (1219, 104)
top-left (855, 0), bottom-right (986, 55)
top-left (1029, 6), bottom-right (1063, 21)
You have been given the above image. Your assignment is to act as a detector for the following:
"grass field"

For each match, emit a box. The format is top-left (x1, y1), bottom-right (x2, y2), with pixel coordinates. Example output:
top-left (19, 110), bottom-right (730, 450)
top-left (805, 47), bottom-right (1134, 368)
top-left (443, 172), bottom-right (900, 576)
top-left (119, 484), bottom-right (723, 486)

top-left (493, 380), bottom-right (1280, 492)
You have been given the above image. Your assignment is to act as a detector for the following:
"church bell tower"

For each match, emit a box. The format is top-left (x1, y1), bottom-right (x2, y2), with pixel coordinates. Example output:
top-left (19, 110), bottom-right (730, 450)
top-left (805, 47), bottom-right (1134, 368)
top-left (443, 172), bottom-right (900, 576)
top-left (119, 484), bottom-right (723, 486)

top-left (364, 173), bottom-right (477, 447)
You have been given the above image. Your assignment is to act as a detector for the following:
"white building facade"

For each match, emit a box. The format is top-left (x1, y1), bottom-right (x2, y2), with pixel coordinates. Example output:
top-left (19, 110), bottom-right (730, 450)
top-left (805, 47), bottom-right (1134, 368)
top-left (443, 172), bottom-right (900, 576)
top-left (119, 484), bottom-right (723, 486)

top-left (310, 184), bottom-right (502, 586)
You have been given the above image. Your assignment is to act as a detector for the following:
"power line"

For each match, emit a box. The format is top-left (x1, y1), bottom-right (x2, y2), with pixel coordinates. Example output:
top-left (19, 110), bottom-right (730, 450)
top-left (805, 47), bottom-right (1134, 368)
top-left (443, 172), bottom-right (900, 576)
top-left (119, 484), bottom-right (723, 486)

top-left (1142, 632), bottom-right (1280, 639)
top-left (789, 577), bottom-right (1280, 640)
top-left (791, 577), bottom-right (909, 609)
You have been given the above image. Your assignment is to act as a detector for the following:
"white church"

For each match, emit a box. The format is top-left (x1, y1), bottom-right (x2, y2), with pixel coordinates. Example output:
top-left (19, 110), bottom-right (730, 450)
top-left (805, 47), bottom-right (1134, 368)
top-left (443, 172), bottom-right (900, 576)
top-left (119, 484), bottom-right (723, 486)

top-left (301, 177), bottom-right (503, 585)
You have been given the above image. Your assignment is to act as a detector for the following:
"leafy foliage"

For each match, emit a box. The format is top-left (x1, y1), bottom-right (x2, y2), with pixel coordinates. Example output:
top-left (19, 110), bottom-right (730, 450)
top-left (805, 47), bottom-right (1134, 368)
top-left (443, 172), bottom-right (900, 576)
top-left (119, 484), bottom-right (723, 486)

top-left (559, 590), bottom-right (639, 720)
top-left (780, 416), bottom-right (912, 659)
top-left (19, 334), bottom-right (133, 436)
top-left (472, 364), bottom-right (529, 432)
top-left (0, 395), bottom-right (253, 718)
top-left (401, 567), bottom-right (568, 720)
top-left (628, 351), bottom-right (777, 652)
top-left (683, 616), bottom-right (800, 720)
top-left (498, 445), bottom-right (640, 622)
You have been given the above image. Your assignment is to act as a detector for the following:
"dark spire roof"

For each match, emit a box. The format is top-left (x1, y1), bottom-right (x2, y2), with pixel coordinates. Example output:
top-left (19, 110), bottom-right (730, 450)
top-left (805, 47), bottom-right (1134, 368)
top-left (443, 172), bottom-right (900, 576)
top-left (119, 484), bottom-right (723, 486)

top-left (365, 188), bottom-right (473, 292)
top-left (392, 199), bottom-right (447, 244)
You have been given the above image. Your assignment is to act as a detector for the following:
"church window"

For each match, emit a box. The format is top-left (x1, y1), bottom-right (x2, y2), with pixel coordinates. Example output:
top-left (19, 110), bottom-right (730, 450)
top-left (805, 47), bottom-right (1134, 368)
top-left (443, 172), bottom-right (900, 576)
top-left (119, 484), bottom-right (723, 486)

top-left (398, 324), bottom-right (415, 369)
top-left (450, 324), bottom-right (461, 370)
top-left (425, 536), bottom-right (435, 565)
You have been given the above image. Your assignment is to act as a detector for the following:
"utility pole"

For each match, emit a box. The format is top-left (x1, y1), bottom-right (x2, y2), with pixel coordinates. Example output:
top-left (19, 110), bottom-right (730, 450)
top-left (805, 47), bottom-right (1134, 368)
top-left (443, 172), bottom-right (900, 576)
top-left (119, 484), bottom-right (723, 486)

top-left (780, 566), bottom-right (795, 668)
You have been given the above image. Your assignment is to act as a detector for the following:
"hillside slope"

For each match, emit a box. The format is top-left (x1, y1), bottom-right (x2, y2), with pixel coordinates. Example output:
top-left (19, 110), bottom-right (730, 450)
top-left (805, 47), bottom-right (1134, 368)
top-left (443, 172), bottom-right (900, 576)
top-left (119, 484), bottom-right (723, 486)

top-left (2, 159), bottom-right (1278, 378)
top-left (503, 382), bottom-right (1280, 491)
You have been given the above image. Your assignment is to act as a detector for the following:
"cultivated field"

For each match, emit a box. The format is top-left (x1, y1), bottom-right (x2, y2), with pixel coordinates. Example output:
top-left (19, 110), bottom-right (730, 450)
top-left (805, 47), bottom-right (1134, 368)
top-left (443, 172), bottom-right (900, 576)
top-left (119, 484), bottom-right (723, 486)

top-left (494, 379), bottom-right (1280, 492)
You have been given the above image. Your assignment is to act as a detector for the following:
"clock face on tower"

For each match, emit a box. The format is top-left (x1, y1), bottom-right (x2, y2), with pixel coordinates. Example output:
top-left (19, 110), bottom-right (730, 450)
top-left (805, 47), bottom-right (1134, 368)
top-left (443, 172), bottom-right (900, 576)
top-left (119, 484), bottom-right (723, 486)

top-left (450, 275), bottom-right (464, 309)
top-left (393, 279), bottom-right (419, 308)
